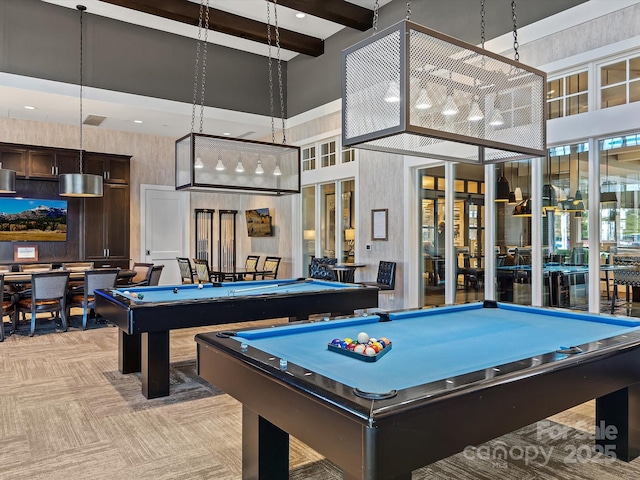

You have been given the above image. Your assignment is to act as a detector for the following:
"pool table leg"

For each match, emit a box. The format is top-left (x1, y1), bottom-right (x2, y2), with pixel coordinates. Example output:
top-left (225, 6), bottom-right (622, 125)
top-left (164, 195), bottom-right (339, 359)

top-left (596, 383), bottom-right (640, 462)
top-left (118, 330), bottom-right (141, 374)
top-left (141, 331), bottom-right (170, 399)
top-left (242, 407), bottom-right (289, 480)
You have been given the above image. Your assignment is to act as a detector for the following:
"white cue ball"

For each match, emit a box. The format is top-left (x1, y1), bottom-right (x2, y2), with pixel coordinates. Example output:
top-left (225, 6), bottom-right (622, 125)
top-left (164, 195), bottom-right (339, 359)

top-left (357, 332), bottom-right (370, 344)
top-left (198, 284), bottom-right (204, 289)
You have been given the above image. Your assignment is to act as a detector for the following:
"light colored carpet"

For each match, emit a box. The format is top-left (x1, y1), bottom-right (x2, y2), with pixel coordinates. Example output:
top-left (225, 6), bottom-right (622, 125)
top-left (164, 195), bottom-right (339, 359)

top-left (1, 311), bottom-right (640, 479)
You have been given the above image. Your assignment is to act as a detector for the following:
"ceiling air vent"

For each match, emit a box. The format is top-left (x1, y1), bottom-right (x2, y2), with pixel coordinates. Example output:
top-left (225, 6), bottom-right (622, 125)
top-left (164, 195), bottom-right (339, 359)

top-left (83, 115), bottom-right (106, 126)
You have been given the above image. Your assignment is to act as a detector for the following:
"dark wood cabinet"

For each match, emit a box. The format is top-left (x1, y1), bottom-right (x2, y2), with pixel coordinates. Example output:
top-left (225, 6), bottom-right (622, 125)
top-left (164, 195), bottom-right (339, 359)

top-left (85, 155), bottom-right (129, 184)
top-left (0, 147), bottom-right (27, 176)
top-left (28, 150), bottom-right (78, 178)
top-left (83, 183), bottom-right (130, 262)
top-left (0, 142), bottom-right (131, 266)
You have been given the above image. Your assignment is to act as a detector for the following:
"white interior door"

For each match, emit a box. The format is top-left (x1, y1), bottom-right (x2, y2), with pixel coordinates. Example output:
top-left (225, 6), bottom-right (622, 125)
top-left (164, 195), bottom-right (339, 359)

top-left (141, 185), bottom-right (190, 285)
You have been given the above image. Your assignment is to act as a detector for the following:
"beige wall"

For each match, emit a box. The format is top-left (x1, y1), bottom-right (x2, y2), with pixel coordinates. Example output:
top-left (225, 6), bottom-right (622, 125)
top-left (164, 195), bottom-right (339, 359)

top-left (0, 117), bottom-right (294, 277)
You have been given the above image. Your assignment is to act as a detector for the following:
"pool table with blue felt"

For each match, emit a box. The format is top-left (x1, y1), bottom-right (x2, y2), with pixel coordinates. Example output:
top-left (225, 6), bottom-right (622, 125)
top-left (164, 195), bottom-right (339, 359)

top-left (196, 301), bottom-right (640, 480)
top-left (94, 279), bottom-right (378, 399)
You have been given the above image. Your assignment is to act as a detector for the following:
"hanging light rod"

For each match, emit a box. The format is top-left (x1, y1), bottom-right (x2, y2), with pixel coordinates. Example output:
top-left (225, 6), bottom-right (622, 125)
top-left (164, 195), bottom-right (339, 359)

top-left (60, 4), bottom-right (103, 197)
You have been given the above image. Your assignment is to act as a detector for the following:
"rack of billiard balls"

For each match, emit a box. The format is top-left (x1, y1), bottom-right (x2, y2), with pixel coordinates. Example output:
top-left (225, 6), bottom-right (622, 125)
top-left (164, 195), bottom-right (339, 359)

top-left (327, 331), bottom-right (391, 362)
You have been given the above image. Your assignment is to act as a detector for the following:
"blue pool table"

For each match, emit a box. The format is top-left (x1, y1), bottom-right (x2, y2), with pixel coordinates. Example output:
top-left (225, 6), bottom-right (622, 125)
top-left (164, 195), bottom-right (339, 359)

top-left (196, 301), bottom-right (640, 480)
top-left (94, 279), bottom-right (378, 398)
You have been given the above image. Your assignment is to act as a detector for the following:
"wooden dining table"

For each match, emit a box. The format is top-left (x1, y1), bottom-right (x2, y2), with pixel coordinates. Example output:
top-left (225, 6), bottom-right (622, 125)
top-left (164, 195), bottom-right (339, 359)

top-left (2, 269), bottom-right (136, 288)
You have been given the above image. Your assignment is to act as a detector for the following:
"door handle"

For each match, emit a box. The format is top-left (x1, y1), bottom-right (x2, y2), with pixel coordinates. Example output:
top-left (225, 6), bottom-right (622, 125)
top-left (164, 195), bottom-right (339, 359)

top-left (146, 250), bottom-right (151, 255)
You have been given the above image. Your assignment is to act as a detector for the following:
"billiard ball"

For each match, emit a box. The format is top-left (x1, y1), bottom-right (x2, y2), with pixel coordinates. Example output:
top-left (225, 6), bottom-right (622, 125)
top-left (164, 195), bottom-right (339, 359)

top-left (357, 332), bottom-right (369, 344)
top-left (123, 291), bottom-right (130, 295)
top-left (379, 337), bottom-right (390, 346)
top-left (131, 293), bottom-right (138, 298)
top-left (354, 344), bottom-right (366, 354)
top-left (198, 284), bottom-right (204, 289)
top-left (344, 337), bottom-right (353, 344)
top-left (137, 293), bottom-right (144, 300)
top-left (364, 346), bottom-right (377, 356)
top-left (173, 287), bottom-right (179, 293)
top-left (331, 338), bottom-right (342, 346)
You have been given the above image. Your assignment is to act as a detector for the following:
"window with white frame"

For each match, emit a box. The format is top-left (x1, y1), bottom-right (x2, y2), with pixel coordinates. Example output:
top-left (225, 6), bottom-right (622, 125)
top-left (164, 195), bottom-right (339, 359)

top-left (302, 145), bottom-right (316, 171)
top-left (320, 140), bottom-right (336, 168)
top-left (302, 136), bottom-right (356, 171)
top-left (342, 146), bottom-right (356, 164)
top-left (601, 54), bottom-right (640, 108)
top-left (547, 71), bottom-right (588, 119)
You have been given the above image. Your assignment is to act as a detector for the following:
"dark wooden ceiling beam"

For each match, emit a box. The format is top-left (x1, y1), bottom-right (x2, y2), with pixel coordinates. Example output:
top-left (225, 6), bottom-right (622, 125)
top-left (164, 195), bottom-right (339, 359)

top-left (271, 0), bottom-right (373, 32)
top-left (98, 0), bottom-right (324, 57)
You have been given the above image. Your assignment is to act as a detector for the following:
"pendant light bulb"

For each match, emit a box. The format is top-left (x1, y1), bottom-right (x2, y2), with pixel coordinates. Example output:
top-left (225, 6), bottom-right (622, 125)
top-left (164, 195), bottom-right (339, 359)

top-left (468, 100), bottom-right (484, 122)
top-left (514, 187), bottom-right (523, 203)
top-left (194, 157), bottom-right (204, 169)
top-left (489, 108), bottom-right (504, 126)
top-left (255, 159), bottom-right (264, 175)
top-left (383, 81), bottom-right (400, 103)
top-left (414, 88), bottom-right (432, 110)
top-left (273, 164), bottom-right (282, 176)
top-left (441, 94), bottom-right (458, 116)
top-left (215, 156), bottom-right (225, 171)
top-left (235, 158), bottom-right (245, 173)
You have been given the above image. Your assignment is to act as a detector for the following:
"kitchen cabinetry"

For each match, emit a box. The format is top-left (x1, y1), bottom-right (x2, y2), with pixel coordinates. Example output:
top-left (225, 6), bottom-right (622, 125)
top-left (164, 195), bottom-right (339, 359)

top-left (28, 150), bottom-right (79, 178)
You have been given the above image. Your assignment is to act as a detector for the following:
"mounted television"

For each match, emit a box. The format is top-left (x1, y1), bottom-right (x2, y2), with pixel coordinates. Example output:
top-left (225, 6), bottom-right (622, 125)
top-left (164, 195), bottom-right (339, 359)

top-left (245, 208), bottom-right (273, 237)
top-left (0, 197), bottom-right (68, 242)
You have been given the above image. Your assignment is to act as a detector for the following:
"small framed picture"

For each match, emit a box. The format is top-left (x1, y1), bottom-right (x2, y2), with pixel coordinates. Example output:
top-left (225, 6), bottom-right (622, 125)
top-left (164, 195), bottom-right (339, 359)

top-left (371, 209), bottom-right (388, 241)
top-left (14, 245), bottom-right (38, 262)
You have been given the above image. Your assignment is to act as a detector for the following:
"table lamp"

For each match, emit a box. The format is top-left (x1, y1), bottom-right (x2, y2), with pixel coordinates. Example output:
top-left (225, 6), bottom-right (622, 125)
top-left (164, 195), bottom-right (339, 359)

top-left (345, 229), bottom-right (355, 255)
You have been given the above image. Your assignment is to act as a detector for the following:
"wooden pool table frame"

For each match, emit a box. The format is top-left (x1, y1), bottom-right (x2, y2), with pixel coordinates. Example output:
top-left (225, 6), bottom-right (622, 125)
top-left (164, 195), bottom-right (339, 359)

top-left (196, 306), bottom-right (640, 479)
top-left (94, 281), bottom-right (379, 399)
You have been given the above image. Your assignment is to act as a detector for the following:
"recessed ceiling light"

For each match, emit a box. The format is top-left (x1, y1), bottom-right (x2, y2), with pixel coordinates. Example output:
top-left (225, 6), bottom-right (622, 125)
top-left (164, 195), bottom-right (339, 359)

top-left (24, 105), bottom-right (35, 110)
top-left (223, 132), bottom-right (231, 136)
top-left (134, 120), bottom-right (143, 124)
top-left (295, 12), bottom-right (306, 19)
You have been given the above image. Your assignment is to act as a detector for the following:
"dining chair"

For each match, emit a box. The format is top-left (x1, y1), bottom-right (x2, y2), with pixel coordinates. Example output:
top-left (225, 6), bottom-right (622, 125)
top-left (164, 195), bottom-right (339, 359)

top-left (148, 265), bottom-right (164, 286)
top-left (62, 261), bottom-right (95, 271)
top-left (193, 258), bottom-right (214, 283)
top-left (261, 256), bottom-right (281, 280)
top-left (0, 274), bottom-right (15, 342)
top-left (67, 269), bottom-right (119, 330)
top-left (16, 271), bottom-right (70, 336)
top-left (309, 257), bottom-right (337, 281)
top-left (19, 263), bottom-right (53, 273)
top-left (176, 257), bottom-right (196, 284)
top-left (243, 255), bottom-right (261, 280)
top-left (362, 261), bottom-right (396, 291)
top-left (129, 262), bottom-right (154, 287)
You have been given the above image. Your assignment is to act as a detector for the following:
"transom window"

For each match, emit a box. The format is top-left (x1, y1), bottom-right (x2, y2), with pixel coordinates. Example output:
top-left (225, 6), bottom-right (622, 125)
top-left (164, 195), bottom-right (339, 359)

top-left (547, 71), bottom-right (588, 119)
top-left (320, 140), bottom-right (336, 168)
top-left (601, 54), bottom-right (640, 108)
top-left (302, 146), bottom-right (316, 172)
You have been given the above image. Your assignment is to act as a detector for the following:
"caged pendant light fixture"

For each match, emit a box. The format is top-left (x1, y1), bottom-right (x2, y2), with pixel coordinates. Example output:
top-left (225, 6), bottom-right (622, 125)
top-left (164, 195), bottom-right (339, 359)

top-left (175, 0), bottom-right (300, 195)
top-left (59, 5), bottom-right (103, 198)
top-left (341, 0), bottom-right (546, 164)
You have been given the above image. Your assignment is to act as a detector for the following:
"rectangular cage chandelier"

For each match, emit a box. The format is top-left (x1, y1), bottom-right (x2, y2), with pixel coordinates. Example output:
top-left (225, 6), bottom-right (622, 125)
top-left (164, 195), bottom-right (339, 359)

top-left (175, 133), bottom-right (301, 195)
top-left (341, 20), bottom-right (547, 164)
